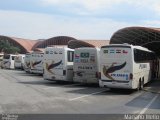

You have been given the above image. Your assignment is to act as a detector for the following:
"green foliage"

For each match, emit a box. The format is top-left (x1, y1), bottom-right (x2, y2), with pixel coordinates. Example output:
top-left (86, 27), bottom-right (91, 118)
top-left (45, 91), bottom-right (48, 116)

top-left (0, 40), bottom-right (20, 54)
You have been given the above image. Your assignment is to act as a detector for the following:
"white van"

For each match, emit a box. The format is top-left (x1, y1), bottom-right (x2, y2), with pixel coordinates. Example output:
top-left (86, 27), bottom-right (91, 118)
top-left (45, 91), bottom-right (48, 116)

top-left (30, 51), bottom-right (44, 74)
top-left (14, 54), bottom-right (25, 69)
top-left (99, 44), bottom-right (156, 90)
top-left (43, 46), bottom-right (74, 81)
top-left (24, 53), bottom-right (31, 73)
top-left (2, 54), bottom-right (17, 69)
top-left (73, 47), bottom-right (100, 84)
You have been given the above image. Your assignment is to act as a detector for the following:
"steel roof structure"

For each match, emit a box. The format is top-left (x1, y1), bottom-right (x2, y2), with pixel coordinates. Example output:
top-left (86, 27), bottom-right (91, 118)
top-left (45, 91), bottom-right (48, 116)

top-left (110, 27), bottom-right (160, 56)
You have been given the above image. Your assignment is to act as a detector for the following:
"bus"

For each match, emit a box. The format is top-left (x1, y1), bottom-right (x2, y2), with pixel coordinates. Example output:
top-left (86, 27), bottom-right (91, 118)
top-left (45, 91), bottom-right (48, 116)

top-left (24, 53), bottom-right (31, 73)
top-left (30, 51), bottom-right (44, 74)
top-left (73, 47), bottom-right (100, 84)
top-left (43, 46), bottom-right (74, 81)
top-left (99, 44), bottom-right (156, 90)
top-left (14, 54), bottom-right (25, 69)
top-left (0, 53), bottom-right (4, 68)
top-left (2, 54), bottom-right (17, 69)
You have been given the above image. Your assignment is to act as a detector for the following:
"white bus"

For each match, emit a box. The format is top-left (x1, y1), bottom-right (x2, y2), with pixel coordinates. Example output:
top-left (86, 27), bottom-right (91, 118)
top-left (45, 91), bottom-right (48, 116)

top-left (0, 53), bottom-right (4, 68)
top-left (2, 54), bottom-right (17, 69)
top-left (14, 54), bottom-right (25, 69)
top-left (43, 46), bottom-right (74, 81)
top-left (30, 51), bottom-right (44, 74)
top-left (24, 53), bottom-right (31, 73)
top-left (73, 47), bottom-right (100, 84)
top-left (99, 44), bottom-right (156, 90)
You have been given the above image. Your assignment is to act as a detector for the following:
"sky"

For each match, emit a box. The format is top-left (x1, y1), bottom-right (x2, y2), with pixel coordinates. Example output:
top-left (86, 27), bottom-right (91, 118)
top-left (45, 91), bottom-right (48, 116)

top-left (0, 0), bottom-right (160, 40)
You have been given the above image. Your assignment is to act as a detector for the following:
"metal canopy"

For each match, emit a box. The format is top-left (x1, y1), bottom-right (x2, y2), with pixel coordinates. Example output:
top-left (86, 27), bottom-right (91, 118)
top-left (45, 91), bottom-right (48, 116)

top-left (110, 27), bottom-right (160, 57)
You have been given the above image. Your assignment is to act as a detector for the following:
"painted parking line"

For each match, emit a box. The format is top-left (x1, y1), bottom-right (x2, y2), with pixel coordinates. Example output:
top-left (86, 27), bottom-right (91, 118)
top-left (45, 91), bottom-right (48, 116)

top-left (139, 94), bottom-right (159, 114)
top-left (134, 92), bottom-right (159, 119)
top-left (43, 83), bottom-right (81, 89)
top-left (69, 89), bottom-right (107, 101)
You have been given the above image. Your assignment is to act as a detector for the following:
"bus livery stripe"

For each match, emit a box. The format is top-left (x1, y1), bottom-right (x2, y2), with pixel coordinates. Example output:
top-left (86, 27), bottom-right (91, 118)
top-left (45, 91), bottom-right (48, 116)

top-left (103, 62), bottom-right (127, 80)
top-left (32, 60), bottom-right (42, 67)
top-left (46, 60), bottom-right (62, 74)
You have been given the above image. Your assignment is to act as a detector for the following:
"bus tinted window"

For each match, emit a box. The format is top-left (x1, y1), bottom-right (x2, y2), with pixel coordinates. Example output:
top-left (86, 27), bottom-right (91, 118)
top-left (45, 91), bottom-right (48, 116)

top-left (134, 49), bottom-right (155, 63)
top-left (12, 56), bottom-right (15, 60)
top-left (45, 51), bottom-right (49, 54)
top-left (68, 51), bottom-right (74, 62)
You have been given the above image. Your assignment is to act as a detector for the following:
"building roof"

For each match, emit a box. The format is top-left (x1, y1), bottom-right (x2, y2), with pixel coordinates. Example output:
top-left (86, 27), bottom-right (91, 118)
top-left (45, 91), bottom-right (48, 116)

top-left (0, 35), bottom-right (38, 53)
top-left (11, 37), bottom-right (37, 52)
top-left (68, 40), bottom-right (109, 49)
top-left (82, 40), bottom-right (109, 48)
top-left (110, 26), bottom-right (160, 56)
top-left (32, 36), bottom-right (77, 49)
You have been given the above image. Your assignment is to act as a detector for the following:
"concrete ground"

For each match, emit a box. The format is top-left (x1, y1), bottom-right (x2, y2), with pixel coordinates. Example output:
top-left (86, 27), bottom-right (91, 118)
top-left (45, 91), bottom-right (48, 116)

top-left (0, 69), bottom-right (159, 119)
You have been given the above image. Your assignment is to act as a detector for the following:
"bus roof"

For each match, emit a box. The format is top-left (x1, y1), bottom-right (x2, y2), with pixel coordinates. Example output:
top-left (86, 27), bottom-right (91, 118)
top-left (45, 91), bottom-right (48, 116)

top-left (101, 44), bottom-right (153, 52)
top-left (45, 46), bottom-right (74, 51)
top-left (75, 47), bottom-right (100, 50)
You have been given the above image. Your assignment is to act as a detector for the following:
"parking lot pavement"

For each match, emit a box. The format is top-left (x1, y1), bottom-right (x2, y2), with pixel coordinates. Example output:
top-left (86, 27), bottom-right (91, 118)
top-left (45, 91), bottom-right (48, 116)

top-left (144, 80), bottom-right (160, 94)
top-left (0, 69), bottom-right (159, 114)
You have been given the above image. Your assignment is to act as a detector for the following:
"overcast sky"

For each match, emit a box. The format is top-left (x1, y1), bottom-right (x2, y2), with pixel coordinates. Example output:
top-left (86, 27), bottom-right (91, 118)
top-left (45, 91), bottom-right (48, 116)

top-left (0, 0), bottom-right (160, 40)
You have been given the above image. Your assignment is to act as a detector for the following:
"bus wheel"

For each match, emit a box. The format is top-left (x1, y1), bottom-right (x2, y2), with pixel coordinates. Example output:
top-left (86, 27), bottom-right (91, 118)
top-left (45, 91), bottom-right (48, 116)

top-left (137, 79), bottom-right (144, 91)
top-left (140, 80), bottom-right (144, 90)
top-left (137, 79), bottom-right (141, 91)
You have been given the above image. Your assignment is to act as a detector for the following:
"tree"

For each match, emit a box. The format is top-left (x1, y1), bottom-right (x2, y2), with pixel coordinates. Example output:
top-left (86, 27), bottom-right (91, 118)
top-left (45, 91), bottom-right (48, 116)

top-left (0, 40), bottom-right (20, 54)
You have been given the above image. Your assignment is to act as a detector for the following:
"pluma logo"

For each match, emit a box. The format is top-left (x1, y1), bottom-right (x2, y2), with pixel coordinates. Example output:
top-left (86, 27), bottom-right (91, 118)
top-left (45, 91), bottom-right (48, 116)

top-left (103, 62), bottom-right (126, 80)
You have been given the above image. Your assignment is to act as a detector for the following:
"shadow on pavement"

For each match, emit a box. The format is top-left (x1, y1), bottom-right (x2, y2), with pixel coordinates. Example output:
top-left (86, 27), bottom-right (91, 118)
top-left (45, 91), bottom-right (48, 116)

top-left (125, 80), bottom-right (160, 110)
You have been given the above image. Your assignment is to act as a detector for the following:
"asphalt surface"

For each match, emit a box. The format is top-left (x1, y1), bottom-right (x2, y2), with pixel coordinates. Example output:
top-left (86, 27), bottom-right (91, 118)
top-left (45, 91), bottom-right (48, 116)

top-left (0, 69), bottom-right (159, 115)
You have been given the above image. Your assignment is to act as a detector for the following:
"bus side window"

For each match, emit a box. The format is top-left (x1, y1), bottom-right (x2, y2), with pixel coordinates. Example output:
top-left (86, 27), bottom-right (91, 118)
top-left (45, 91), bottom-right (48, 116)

top-left (12, 56), bottom-right (15, 60)
top-left (45, 51), bottom-right (49, 54)
top-left (134, 49), bottom-right (139, 62)
top-left (134, 48), bottom-right (155, 63)
top-left (134, 49), bottom-right (145, 62)
top-left (68, 51), bottom-right (74, 62)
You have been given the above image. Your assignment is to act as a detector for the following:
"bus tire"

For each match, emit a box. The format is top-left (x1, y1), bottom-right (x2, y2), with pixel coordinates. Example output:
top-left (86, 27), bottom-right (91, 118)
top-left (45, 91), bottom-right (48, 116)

top-left (140, 79), bottom-right (144, 90)
top-left (137, 79), bottom-right (141, 91)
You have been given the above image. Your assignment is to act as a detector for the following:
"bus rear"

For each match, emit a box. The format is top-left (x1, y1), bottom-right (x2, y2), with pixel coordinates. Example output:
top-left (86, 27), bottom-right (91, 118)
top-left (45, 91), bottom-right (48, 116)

top-left (44, 47), bottom-right (64, 81)
top-left (24, 53), bottom-right (31, 72)
top-left (14, 55), bottom-right (25, 69)
top-left (43, 47), bottom-right (74, 81)
top-left (99, 45), bottom-right (133, 89)
top-left (30, 52), bottom-right (44, 74)
top-left (73, 48), bottom-right (99, 84)
top-left (2, 54), bottom-right (16, 69)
